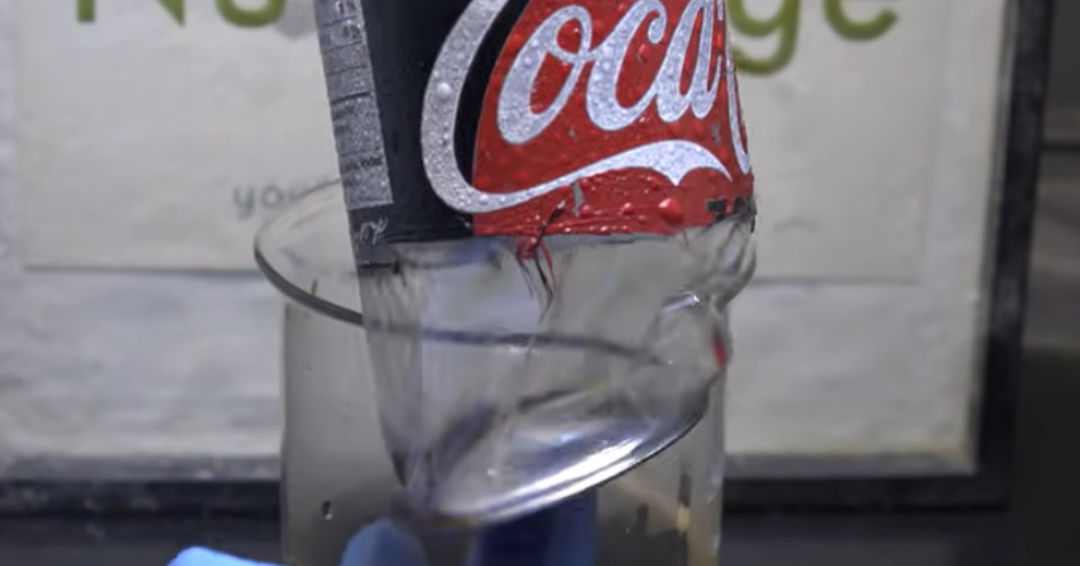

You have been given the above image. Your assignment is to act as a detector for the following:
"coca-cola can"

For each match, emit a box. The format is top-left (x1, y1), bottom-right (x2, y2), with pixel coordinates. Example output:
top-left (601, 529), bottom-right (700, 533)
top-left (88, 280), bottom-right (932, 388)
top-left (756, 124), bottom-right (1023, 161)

top-left (309, 0), bottom-right (758, 537)
top-left (313, 0), bottom-right (754, 251)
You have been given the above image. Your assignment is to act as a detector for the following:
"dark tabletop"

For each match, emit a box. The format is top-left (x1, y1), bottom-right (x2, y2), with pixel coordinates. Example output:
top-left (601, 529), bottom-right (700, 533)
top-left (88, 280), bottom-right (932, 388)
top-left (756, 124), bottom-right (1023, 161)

top-left (0, 512), bottom-right (1009, 566)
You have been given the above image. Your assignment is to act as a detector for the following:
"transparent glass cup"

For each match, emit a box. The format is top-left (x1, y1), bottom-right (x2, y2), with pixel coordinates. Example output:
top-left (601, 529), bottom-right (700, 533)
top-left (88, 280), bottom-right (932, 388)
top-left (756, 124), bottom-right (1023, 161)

top-left (257, 184), bottom-right (740, 566)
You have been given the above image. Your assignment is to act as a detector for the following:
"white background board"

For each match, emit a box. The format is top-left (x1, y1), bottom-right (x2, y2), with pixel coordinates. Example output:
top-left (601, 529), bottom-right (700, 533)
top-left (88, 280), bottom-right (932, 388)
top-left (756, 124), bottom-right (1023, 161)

top-left (17, 0), bottom-right (339, 270)
top-left (0, 0), bottom-right (1010, 476)
top-left (19, 0), bottom-right (948, 282)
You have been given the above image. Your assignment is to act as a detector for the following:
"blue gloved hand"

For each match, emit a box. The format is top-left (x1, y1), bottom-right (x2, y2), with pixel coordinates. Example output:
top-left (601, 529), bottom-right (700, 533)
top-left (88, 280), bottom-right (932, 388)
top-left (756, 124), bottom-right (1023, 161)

top-left (167, 492), bottom-right (597, 566)
top-left (167, 519), bottom-right (429, 566)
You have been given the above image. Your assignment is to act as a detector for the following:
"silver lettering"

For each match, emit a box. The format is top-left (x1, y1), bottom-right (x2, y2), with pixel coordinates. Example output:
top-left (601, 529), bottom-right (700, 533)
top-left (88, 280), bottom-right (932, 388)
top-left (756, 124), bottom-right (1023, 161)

top-left (498, 7), bottom-right (593, 144)
top-left (722, 8), bottom-right (752, 174)
top-left (586, 0), bottom-right (667, 131)
top-left (422, 0), bottom-right (744, 215)
top-left (691, 0), bottom-right (723, 117)
top-left (497, 0), bottom-right (729, 142)
top-left (655, 0), bottom-right (717, 122)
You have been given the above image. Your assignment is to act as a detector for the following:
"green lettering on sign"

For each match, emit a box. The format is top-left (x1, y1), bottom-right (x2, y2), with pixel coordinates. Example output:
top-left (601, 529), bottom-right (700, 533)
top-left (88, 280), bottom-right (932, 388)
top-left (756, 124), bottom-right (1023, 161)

top-left (217, 0), bottom-right (286, 28)
top-left (824, 0), bottom-right (898, 40)
top-left (75, 0), bottom-right (286, 27)
top-left (729, 0), bottom-right (801, 76)
top-left (77, 0), bottom-right (95, 22)
top-left (77, 0), bottom-right (184, 24)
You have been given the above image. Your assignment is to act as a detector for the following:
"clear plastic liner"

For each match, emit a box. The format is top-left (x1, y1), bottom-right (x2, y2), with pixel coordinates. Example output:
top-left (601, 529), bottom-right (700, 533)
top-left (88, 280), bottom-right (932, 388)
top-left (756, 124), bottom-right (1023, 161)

top-left (355, 212), bottom-right (756, 526)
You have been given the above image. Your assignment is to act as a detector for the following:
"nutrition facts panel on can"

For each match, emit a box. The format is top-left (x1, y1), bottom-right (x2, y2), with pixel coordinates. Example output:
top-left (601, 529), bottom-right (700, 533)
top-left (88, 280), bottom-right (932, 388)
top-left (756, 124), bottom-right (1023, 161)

top-left (314, 0), bottom-right (392, 210)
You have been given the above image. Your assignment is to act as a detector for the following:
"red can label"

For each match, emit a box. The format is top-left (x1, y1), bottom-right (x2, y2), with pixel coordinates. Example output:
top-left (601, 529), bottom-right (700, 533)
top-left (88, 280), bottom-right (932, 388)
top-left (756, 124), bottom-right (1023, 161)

top-left (422, 0), bottom-right (754, 238)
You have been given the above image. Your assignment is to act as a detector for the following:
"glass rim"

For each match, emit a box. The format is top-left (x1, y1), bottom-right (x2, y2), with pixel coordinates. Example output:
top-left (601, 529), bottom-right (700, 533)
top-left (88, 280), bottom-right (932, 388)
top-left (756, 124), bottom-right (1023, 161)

top-left (252, 186), bottom-right (675, 360)
top-left (254, 182), bottom-right (368, 329)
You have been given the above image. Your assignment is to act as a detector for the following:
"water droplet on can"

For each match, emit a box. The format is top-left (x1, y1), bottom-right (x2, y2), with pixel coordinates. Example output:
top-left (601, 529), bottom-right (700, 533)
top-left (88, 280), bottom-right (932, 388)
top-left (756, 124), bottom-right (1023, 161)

top-left (435, 81), bottom-right (454, 99)
top-left (658, 197), bottom-right (685, 225)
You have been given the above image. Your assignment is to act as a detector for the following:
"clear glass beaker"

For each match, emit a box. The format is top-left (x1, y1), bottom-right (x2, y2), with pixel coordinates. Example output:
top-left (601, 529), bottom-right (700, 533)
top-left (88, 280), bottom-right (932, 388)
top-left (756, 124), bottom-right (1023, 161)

top-left (257, 185), bottom-right (729, 566)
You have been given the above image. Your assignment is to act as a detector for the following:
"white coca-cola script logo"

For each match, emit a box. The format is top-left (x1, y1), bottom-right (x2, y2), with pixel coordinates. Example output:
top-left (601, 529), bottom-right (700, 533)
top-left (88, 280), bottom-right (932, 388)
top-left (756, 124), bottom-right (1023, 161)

top-left (422, 0), bottom-right (751, 215)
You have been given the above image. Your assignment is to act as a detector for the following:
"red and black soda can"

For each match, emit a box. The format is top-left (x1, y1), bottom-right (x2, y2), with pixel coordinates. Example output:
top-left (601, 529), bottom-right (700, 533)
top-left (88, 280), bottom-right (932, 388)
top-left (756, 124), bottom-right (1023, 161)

top-left (313, 0), bottom-right (755, 250)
